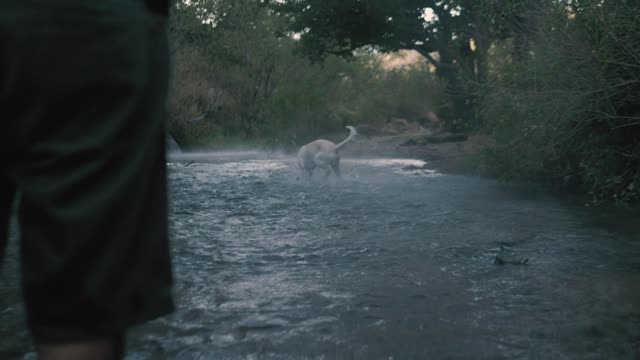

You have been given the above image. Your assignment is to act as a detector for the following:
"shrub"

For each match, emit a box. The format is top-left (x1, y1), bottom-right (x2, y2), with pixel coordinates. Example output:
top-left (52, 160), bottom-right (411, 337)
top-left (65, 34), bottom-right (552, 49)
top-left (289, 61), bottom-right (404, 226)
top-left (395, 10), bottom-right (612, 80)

top-left (480, 0), bottom-right (640, 205)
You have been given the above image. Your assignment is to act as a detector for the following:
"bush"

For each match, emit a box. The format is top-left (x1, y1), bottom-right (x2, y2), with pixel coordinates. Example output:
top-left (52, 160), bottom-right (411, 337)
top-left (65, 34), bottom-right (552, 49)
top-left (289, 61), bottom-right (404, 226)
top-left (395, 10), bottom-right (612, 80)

top-left (168, 2), bottom-right (443, 151)
top-left (480, 0), bottom-right (640, 205)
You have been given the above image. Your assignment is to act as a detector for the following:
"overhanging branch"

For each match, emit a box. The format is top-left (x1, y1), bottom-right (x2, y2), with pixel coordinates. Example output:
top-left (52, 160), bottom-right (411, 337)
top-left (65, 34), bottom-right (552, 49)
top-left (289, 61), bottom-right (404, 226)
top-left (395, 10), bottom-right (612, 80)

top-left (411, 46), bottom-right (456, 71)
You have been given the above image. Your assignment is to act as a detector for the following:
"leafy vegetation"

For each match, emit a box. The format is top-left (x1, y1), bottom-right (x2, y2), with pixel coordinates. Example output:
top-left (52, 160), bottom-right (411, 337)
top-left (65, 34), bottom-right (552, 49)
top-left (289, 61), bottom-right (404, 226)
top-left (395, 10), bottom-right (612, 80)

top-left (480, 1), bottom-right (640, 205)
top-left (168, 0), bottom-right (640, 205)
top-left (168, 0), bottom-right (440, 150)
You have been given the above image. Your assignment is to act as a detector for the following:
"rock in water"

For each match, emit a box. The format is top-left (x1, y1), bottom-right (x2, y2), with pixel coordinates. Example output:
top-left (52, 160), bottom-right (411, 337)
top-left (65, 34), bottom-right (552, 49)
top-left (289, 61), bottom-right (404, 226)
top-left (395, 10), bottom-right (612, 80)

top-left (494, 255), bottom-right (529, 265)
top-left (494, 245), bottom-right (529, 265)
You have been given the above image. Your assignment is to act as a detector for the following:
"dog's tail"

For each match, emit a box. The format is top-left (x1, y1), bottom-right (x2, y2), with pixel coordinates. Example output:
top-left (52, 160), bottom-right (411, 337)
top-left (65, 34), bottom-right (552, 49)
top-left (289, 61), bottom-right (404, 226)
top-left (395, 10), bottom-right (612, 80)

top-left (335, 126), bottom-right (357, 151)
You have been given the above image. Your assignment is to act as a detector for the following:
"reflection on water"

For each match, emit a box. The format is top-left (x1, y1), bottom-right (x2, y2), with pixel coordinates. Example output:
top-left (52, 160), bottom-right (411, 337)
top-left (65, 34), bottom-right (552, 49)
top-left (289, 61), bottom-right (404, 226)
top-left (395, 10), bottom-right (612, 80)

top-left (348, 158), bottom-right (427, 167)
top-left (169, 160), bottom-right (288, 183)
top-left (1, 151), bottom-right (639, 359)
top-left (345, 158), bottom-right (441, 177)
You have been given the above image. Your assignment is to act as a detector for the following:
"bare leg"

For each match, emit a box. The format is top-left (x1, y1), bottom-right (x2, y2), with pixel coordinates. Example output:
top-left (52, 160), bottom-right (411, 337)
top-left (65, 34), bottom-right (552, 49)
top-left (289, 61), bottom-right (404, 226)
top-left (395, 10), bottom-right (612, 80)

top-left (36, 335), bottom-right (125, 360)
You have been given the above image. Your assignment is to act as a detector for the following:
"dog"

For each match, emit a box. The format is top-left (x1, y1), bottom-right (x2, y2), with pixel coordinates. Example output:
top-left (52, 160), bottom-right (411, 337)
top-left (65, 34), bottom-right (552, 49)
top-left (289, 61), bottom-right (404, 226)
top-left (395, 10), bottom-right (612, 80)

top-left (296, 126), bottom-right (357, 181)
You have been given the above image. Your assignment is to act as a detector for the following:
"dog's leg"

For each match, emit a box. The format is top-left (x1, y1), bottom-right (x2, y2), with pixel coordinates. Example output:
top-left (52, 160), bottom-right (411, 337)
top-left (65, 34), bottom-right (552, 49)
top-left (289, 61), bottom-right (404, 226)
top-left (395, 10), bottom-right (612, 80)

top-left (297, 167), bottom-right (311, 182)
top-left (331, 163), bottom-right (342, 180)
top-left (300, 168), bottom-right (313, 182)
top-left (317, 165), bottom-right (331, 182)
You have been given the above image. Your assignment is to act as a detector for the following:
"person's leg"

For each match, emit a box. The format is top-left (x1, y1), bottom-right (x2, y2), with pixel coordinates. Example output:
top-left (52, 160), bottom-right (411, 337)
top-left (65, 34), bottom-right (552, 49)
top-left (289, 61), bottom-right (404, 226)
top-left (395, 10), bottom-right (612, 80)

top-left (0, 0), bottom-right (17, 264)
top-left (36, 335), bottom-right (124, 360)
top-left (0, 176), bottom-right (16, 261)
top-left (0, 1), bottom-right (173, 358)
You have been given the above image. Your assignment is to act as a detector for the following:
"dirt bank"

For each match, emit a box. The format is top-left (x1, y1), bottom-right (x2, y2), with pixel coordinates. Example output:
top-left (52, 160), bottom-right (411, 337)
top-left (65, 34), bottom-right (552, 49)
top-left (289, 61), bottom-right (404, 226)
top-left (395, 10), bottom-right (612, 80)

top-left (339, 130), bottom-right (488, 174)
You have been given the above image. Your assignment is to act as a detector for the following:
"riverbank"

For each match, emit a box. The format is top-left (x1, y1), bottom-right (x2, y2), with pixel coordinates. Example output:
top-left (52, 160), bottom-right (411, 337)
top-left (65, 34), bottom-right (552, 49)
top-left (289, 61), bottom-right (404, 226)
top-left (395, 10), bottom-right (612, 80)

top-left (172, 126), bottom-right (488, 175)
top-left (339, 129), bottom-right (488, 175)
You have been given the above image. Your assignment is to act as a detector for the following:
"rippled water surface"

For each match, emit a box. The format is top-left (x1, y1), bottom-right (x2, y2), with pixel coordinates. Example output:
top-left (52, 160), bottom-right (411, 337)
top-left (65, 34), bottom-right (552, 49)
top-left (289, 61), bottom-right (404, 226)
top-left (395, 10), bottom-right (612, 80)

top-left (2, 152), bottom-right (639, 359)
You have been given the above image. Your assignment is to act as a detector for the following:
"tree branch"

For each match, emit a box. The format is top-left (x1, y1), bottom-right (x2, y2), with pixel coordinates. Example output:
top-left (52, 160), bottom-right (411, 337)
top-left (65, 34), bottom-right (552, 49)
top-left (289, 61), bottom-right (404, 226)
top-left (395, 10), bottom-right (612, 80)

top-left (411, 46), bottom-right (456, 71)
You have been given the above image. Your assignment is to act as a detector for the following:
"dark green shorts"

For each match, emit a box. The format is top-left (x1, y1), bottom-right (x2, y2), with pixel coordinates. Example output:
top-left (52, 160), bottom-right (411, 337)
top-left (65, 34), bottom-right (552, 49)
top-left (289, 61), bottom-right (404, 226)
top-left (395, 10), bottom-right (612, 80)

top-left (0, 0), bottom-right (174, 343)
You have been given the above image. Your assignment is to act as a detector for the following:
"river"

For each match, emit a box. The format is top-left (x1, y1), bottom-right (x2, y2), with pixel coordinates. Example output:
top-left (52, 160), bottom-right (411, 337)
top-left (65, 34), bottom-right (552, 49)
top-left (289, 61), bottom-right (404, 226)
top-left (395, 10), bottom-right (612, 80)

top-left (1, 151), bottom-right (639, 359)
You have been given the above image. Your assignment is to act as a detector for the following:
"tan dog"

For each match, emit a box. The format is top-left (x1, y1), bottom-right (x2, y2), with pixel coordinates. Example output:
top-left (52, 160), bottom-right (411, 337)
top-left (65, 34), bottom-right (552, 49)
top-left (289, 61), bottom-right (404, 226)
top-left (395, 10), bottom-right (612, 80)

top-left (297, 126), bottom-right (357, 180)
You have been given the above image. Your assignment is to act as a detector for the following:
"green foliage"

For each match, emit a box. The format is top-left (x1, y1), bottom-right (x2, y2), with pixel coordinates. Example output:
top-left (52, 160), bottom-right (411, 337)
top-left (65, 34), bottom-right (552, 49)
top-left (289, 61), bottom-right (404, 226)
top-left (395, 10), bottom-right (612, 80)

top-left (273, 0), bottom-right (525, 128)
top-left (168, 0), bottom-right (290, 147)
top-left (168, 0), bottom-right (640, 205)
top-left (480, 0), bottom-right (640, 205)
top-left (263, 56), bottom-right (441, 148)
top-left (168, 0), bottom-right (441, 150)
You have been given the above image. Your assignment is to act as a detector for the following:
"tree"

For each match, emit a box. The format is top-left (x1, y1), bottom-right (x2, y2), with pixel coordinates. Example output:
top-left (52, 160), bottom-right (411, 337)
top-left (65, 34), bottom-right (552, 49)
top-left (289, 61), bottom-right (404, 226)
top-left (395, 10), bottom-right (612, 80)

top-left (169, 0), bottom-right (289, 140)
top-left (273, 0), bottom-right (532, 129)
top-left (168, 0), bottom-right (443, 148)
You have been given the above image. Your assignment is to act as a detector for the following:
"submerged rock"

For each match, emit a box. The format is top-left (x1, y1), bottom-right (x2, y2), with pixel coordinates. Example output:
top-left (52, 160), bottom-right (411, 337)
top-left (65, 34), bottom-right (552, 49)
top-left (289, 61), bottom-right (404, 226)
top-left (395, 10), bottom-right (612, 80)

top-left (494, 255), bottom-right (529, 265)
top-left (494, 245), bottom-right (529, 265)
